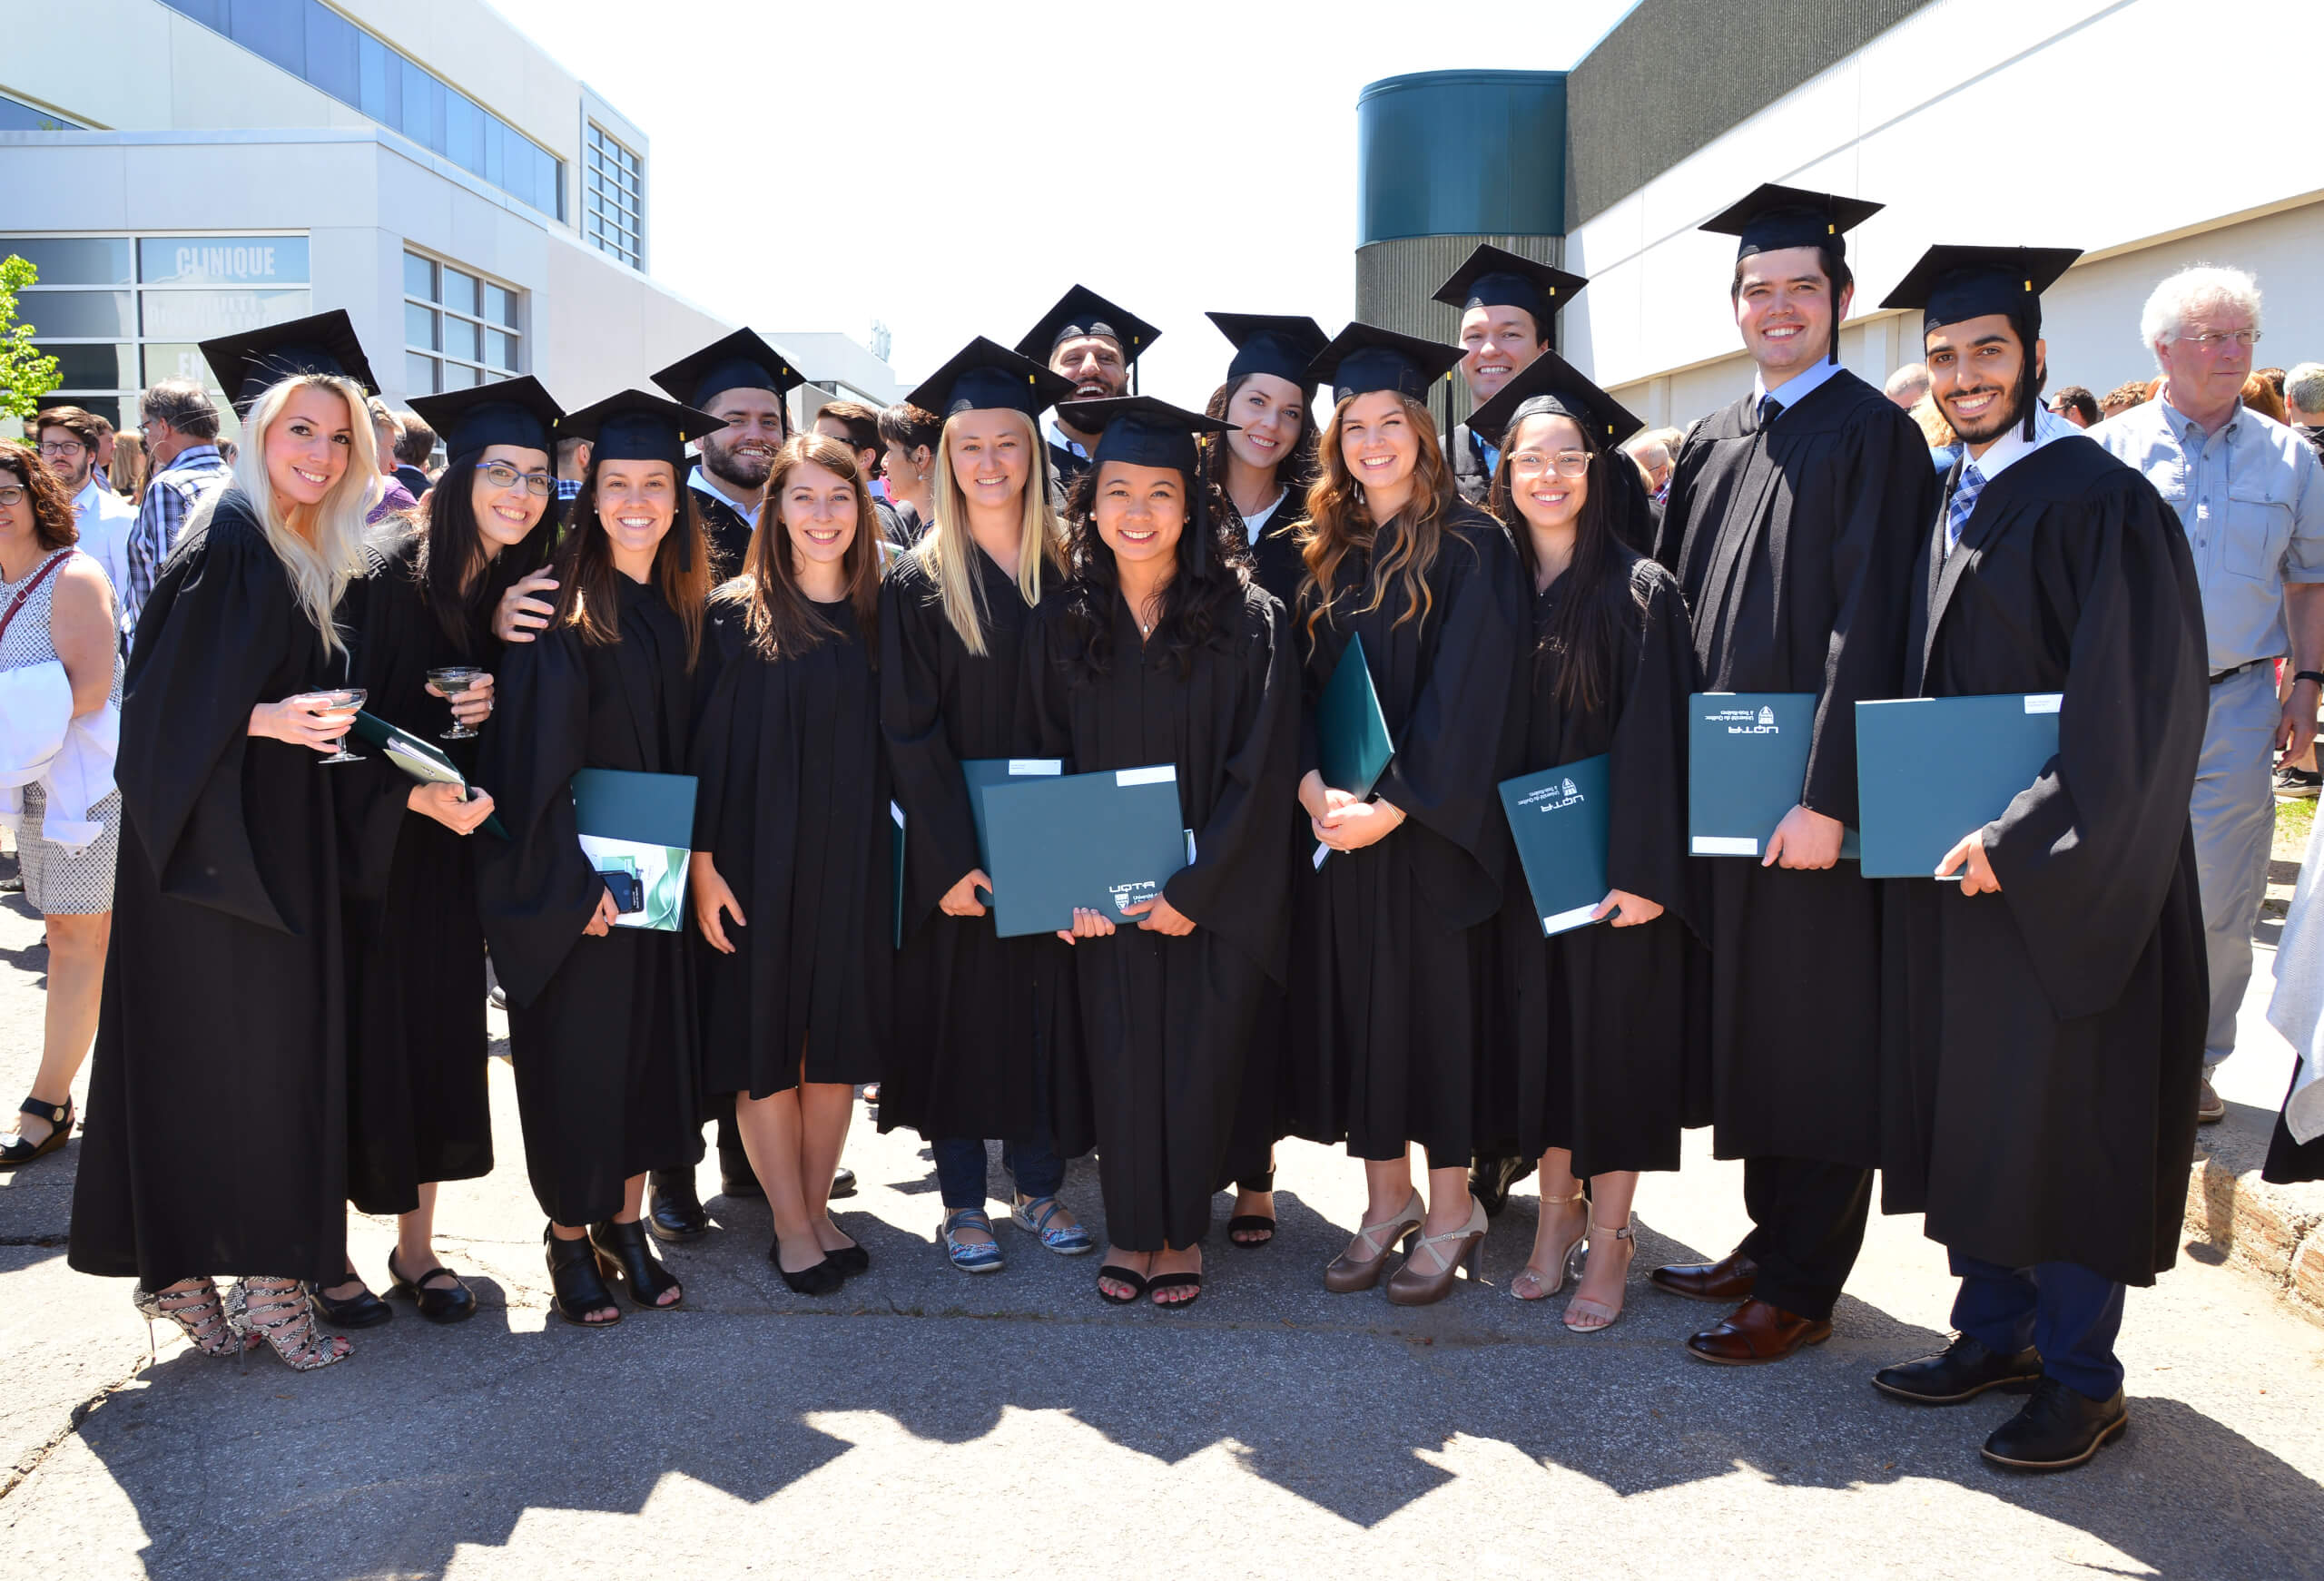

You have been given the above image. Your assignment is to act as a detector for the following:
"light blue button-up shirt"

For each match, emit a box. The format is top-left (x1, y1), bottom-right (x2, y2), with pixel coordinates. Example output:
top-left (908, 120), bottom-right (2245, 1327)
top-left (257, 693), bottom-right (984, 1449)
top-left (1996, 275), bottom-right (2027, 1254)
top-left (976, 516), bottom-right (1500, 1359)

top-left (2092, 395), bottom-right (2324, 673)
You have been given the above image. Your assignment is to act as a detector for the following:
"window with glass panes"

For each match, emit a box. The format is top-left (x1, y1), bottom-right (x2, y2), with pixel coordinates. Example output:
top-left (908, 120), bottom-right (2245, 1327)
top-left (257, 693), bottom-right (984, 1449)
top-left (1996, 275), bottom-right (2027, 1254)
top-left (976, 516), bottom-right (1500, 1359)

top-left (585, 123), bottom-right (644, 270)
top-left (403, 252), bottom-right (522, 395)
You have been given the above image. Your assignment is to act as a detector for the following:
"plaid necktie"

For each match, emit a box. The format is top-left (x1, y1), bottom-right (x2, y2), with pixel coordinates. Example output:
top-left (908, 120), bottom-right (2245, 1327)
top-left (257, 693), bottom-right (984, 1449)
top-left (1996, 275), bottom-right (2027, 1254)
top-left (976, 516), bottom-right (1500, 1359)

top-left (1945, 462), bottom-right (1985, 555)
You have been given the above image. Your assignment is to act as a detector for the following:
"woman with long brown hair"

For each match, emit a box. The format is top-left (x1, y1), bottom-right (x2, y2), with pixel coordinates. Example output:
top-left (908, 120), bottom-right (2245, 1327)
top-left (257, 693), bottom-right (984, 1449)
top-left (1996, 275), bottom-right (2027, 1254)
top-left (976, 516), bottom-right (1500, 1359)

top-left (690, 432), bottom-right (891, 1297)
top-left (477, 388), bottom-right (717, 1328)
top-left (1288, 324), bottom-right (1525, 1308)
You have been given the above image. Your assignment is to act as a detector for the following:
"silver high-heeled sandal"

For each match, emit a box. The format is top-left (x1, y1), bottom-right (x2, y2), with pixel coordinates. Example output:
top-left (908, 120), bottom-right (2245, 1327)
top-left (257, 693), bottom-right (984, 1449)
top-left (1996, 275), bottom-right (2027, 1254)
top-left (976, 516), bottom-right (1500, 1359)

top-left (1562, 1215), bottom-right (1636, 1333)
top-left (1510, 1189), bottom-right (1588, 1301)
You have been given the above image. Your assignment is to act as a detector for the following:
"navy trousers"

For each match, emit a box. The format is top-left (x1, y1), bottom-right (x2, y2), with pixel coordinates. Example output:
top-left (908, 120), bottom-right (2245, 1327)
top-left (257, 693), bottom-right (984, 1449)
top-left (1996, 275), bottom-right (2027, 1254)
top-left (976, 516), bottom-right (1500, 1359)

top-left (1949, 1251), bottom-right (2126, 1399)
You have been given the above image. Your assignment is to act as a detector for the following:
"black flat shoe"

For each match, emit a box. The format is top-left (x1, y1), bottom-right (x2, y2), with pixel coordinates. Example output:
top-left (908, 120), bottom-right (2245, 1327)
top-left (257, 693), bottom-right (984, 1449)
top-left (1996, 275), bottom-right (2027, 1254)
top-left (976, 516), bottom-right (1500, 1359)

top-left (0, 1096), bottom-right (72, 1165)
top-left (310, 1278), bottom-right (393, 1329)
top-left (1982, 1378), bottom-right (2128, 1472)
top-left (545, 1225), bottom-right (620, 1328)
top-left (1873, 1334), bottom-right (2042, 1406)
top-left (590, 1218), bottom-right (684, 1310)
top-left (771, 1242), bottom-right (844, 1296)
top-left (386, 1247), bottom-right (478, 1325)
top-left (822, 1239), bottom-right (870, 1277)
top-left (830, 1164), bottom-right (859, 1200)
top-left (647, 1167), bottom-right (711, 1242)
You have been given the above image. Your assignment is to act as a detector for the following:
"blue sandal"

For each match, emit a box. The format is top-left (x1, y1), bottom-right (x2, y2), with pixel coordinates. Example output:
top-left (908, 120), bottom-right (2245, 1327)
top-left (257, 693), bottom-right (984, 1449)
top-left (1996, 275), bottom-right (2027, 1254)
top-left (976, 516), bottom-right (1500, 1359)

top-left (941, 1208), bottom-right (1006, 1274)
top-left (1011, 1194), bottom-right (1094, 1256)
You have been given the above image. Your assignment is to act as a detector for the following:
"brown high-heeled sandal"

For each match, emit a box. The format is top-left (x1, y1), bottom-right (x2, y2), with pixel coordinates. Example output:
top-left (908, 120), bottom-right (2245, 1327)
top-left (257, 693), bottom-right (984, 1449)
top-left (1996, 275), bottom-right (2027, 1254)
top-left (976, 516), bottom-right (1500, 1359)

top-left (1385, 1198), bottom-right (1487, 1307)
top-left (228, 1277), bottom-right (353, 1371)
top-left (132, 1278), bottom-right (252, 1359)
top-left (1510, 1188), bottom-right (1588, 1301)
top-left (1563, 1215), bottom-right (1636, 1333)
top-left (1323, 1191), bottom-right (1423, 1293)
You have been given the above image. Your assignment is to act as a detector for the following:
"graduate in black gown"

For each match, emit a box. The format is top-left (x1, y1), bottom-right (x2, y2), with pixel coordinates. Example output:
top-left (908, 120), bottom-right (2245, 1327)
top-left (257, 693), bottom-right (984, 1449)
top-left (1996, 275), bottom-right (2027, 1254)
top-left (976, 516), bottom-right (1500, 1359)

top-left (1649, 183), bottom-right (1937, 1365)
top-left (1431, 245), bottom-right (1589, 510)
top-left (70, 311), bottom-right (387, 1371)
top-left (880, 339), bottom-right (1095, 1273)
top-left (690, 431), bottom-right (891, 1298)
top-left (1287, 323), bottom-right (1525, 1308)
top-left (1016, 286), bottom-right (1160, 490)
top-left (1866, 247), bottom-right (2209, 1473)
top-left (651, 329), bottom-right (807, 578)
top-left (320, 378), bottom-right (564, 1331)
top-left (476, 388), bottom-right (717, 1327)
top-left (1024, 397), bottom-right (1298, 1307)
top-left (1468, 353), bottom-right (1704, 1334)
top-left (1201, 312), bottom-right (1327, 1247)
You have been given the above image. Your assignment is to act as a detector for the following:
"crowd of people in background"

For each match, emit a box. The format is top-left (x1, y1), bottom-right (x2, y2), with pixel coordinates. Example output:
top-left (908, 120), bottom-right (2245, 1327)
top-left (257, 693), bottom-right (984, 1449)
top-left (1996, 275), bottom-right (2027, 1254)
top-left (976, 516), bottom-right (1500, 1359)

top-left (1, 174), bottom-right (2321, 1481)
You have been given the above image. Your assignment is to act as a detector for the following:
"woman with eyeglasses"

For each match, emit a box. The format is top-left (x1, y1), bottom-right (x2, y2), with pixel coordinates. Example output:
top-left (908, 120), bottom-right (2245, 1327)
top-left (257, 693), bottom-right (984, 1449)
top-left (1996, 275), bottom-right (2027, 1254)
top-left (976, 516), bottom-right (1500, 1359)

top-left (314, 380), bottom-right (563, 1331)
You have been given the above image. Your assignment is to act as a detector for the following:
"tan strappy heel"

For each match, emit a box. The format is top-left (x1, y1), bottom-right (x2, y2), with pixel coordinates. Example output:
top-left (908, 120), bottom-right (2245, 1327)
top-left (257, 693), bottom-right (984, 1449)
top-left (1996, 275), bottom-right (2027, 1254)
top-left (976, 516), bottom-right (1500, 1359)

top-left (1386, 1198), bottom-right (1488, 1307)
top-left (1510, 1188), bottom-right (1589, 1301)
top-left (1562, 1215), bottom-right (1636, 1333)
top-left (1324, 1191), bottom-right (1424, 1293)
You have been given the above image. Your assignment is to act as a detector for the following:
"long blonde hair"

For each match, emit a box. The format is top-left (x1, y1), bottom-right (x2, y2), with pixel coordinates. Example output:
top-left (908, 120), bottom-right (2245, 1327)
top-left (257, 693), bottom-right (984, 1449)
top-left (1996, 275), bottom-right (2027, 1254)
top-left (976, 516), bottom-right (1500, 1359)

top-left (231, 373), bottom-right (379, 658)
top-left (911, 407), bottom-right (1064, 655)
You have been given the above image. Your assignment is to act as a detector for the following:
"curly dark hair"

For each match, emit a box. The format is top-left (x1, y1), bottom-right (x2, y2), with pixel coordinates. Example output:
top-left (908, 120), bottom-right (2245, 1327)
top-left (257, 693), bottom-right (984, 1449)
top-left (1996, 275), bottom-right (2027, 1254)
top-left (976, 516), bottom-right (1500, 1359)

top-left (0, 440), bottom-right (80, 553)
top-left (1058, 459), bottom-right (1248, 682)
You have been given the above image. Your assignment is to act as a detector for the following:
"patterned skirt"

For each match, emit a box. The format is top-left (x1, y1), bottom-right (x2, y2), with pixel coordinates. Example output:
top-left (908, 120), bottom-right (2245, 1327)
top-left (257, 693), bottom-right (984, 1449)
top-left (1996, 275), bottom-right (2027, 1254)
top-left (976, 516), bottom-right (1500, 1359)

top-left (20, 785), bottom-right (121, 916)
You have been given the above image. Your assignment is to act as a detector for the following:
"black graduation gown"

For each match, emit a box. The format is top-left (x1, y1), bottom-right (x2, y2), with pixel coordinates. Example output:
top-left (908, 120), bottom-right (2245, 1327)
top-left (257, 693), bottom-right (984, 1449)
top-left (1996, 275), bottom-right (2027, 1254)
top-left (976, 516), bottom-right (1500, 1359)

top-left (1022, 584), bottom-right (1297, 1249)
top-left (1880, 437), bottom-right (2208, 1287)
top-left (1486, 553), bottom-right (1707, 1175)
top-left (476, 576), bottom-right (699, 1226)
top-left (878, 546), bottom-right (1083, 1146)
top-left (691, 596), bottom-right (891, 1096)
top-left (2264, 1104), bottom-right (2323, 1184)
top-left (1450, 423), bottom-right (1492, 506)
top-left (335, 529), bottom-right (493, 1216)
top-left (690, 482), bottom-right (755, 582)
top-left (1651, 368), bottom-right (1935, 1167)
top-left (69, 488), bottom-right (351, 1288)
top-left (1285, 504), bottom-right (1526, 1162)
top-left (1237, 492), bottom-right (1311, 614)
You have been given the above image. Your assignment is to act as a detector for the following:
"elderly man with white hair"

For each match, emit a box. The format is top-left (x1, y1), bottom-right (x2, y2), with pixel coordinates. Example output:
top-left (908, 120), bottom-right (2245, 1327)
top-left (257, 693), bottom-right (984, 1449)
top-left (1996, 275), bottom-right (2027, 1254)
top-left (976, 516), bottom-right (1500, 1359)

top-left (2093, 264), bottom-right (2324, 1124)
top-left (2287, 362), bottom-right (2324, 459)
top-left (1884, 362), bottom-right (1932, 410)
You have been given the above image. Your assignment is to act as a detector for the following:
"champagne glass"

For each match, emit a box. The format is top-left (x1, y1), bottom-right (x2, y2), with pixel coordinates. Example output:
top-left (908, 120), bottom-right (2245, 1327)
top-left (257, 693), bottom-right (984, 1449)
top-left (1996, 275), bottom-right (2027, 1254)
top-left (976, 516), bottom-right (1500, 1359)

top-left (309, 688), bottom-right (367, 764)
top-left (427, 666), bottom-right (486, 739)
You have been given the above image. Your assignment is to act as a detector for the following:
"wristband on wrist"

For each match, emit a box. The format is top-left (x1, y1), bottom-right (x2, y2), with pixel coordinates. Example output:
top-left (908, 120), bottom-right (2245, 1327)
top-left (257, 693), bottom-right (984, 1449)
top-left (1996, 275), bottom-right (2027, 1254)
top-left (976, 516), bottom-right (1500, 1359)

top-left (2297, 671), bottom-right (2324, 689)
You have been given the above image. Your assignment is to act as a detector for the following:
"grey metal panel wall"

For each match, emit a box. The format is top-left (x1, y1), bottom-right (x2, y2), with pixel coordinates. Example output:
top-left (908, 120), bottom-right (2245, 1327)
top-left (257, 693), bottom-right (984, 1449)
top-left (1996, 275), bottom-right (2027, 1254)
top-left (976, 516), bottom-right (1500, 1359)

top-left (1354, 233), bottom-right (1567, 427)
top-left (1565, 0), bottom-right (1936, 227)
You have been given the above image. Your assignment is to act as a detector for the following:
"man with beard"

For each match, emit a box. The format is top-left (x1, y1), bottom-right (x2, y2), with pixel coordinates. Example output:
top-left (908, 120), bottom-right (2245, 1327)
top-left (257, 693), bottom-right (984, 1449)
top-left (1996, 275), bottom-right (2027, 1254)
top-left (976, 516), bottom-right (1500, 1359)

top-left (1869, 245), bottom-right (2207, 1474)
top-left (1430, 245), bottom-right (1589, 509)
top-left (35, 406), bottom-right (135, 621)
top-left (651, 329), bottom-right (806, 574)
top-left (1015, 286), bottom-right (1159, 487)
top-left (1649, 182), bottom-right (1936, 1366)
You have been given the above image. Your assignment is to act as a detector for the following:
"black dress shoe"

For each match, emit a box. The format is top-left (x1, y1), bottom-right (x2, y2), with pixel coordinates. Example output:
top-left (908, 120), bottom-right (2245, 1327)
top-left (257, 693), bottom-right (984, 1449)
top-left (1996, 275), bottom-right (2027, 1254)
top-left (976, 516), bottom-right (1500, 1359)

top-left (1874, 1334), bottom-right (2043, 1405)
top-left (717, 1144), bottom-right (765, 1199)
top-left (310, 1279), bottom-right (394, 1329)
top-left (648, 1167), bottom-right (711, 1242)
top-left (386, 1247), bottom-right (478, 1325)
top-left (831, 1165), bottom-right (858, 1200)
top-left (1469, 1152), bottom-right (1532, 1218)
top-left (771, 1242), bottom-right (844, 1296)
top-left (1981, 1377), bottom-right (2128, 1472)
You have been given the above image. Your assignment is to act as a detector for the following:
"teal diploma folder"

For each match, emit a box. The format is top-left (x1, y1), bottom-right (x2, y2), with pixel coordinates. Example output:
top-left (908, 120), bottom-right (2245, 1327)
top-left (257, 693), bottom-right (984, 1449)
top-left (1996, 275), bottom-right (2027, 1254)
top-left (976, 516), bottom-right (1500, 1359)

top-left (1317, 633), bottom-right (1393, 799)
top-left (350, 711), bottom-right (507, 840)
top-left (1853, 692), bottom-right (2062, 879)
top-left (569, 767), bottom-right (697, 931)
top-left (1687, 692), bottom-right (1858, 860)
top-left (960, 757), bottom-right (1064, 901)
top-left (1499, 754), bottom-right (1611, 936)
top-left (980, 764), bottom-right (1188, 939)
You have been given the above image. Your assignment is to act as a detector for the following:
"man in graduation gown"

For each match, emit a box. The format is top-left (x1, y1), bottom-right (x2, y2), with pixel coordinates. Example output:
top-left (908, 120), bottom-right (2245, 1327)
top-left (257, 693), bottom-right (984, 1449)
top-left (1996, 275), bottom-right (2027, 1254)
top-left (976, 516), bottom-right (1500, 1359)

top-left (1430, 245), bottom-right (1588, 510)
top-left (650, 329), bottom-right (806, 576)
top-left (1649, 183), bottom-right (1937, 1364)
top-left (1016, 286), bottom-right (1159, 488)
top-left (1868, 246), bottom-right (2207, 1473)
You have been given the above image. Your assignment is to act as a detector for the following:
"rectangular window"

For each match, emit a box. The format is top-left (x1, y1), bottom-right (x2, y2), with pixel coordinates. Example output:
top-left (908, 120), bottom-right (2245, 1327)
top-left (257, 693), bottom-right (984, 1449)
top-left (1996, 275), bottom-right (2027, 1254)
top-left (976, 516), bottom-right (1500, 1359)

top-left (403, 248), bottom-right (522, 397)
top-left (583, 123), bottom-right (644, 270)
top-left (153, 0), bottom-right (565, 221)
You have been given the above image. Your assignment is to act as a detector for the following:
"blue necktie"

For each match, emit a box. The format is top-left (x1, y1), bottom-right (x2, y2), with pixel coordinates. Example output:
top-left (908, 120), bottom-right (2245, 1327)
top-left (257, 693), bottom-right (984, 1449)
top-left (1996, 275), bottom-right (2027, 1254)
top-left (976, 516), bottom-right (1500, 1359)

top-left (1946, 462), bottom-right (1985, 555)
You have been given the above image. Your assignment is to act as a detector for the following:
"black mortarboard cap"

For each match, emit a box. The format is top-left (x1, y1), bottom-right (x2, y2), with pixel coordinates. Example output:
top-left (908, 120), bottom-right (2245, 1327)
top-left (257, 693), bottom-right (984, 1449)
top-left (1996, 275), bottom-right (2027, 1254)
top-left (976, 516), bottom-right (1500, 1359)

top-left (1073, 396), bottom-right (1235, 478)
top-left (1881, 244), bottom-right (2083, 440)
top-left (1307, 322), bottom-right (1466, 407)
top-left (649, 328), bottom-right (805, 410)
top-left (407, 376), bottom-right (565, 461)
top-left (199, 308), bottom-right (379, 416)
top-left (557, 388), bottom-right (725, 470)
top-left (1699, 182), bottom-right (1885, 260)
top-left (1015, 286), bottom-right (1162, 368)
top-left (904, 337), bottom-right (1078, 422)
top-left (1466, 348), bottom-right (1644, 452)
top-left (1430, 245), bottom-right (1590, 329)
top-left (1206, 312), bottom-right (1328, 390)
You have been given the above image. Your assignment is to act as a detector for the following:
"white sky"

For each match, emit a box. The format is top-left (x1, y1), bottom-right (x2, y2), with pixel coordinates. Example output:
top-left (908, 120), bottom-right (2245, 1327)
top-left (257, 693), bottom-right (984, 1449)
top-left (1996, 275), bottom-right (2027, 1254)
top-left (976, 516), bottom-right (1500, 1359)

top-left (487, 0), bottom-right (1638, 403)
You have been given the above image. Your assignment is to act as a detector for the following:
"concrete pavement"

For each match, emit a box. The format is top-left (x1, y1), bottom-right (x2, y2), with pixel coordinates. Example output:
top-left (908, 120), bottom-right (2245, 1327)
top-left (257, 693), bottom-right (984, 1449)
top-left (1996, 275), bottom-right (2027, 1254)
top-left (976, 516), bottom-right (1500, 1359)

top-left (0, 889), bottom-right (2319, 1579)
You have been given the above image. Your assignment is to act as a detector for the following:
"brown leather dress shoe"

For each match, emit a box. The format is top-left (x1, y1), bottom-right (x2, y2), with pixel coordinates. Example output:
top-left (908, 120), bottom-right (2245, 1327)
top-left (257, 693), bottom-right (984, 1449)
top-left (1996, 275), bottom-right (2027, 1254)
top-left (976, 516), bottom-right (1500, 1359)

top-left (1650, 1249), bottom-right (1758, 1304)
top-left (1684, 1298), bottom-right (1832, 1365)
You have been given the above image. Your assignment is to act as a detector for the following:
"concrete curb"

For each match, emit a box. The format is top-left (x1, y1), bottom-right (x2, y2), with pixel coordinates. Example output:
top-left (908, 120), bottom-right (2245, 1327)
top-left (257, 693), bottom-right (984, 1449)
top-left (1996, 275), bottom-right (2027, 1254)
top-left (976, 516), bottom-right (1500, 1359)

top-left (2184, 1122), bottom-right (2324, 1328)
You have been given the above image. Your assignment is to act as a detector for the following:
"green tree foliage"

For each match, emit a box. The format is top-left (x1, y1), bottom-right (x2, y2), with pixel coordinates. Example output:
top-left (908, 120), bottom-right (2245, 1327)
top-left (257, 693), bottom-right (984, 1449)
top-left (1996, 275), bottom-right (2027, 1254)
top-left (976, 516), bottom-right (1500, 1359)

top-left (0, 257), bottom-right (63, 423)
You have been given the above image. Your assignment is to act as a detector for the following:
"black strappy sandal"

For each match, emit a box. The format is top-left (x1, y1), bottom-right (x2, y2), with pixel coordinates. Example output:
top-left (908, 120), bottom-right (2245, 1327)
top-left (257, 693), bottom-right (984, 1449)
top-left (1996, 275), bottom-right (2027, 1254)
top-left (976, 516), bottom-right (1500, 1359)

top-left (0, 1096), bottom-right (72, 1165)
top-left (1227, 1168), bottom-right (1276, 1249)
top-left (1096, 1263), bottom-right (1149, 1305)
top-left (387, 1246), bottom-right (478, 1324)
top-left (590, 1217), bottom-right (684, 1310)
top-left (545, 1224), bottom-right (621, 1328)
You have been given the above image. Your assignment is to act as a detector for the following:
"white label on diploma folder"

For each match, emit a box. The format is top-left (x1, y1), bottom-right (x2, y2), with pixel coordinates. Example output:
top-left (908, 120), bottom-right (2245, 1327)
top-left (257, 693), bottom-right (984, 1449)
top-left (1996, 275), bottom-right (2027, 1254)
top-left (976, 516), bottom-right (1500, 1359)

top-left (1693, 836), bottom-right (1759, 856)
top-left (891, 800), bottom-right (903, 828)
top-left (1542, 904), bottom-right (1601, 936)
top-left (1007, 759), bottom-right (1062, 775)
top-left (2024, 693), bottom-right (2063, 714)
top-left (1116, 765), bottom-right (1177, 786)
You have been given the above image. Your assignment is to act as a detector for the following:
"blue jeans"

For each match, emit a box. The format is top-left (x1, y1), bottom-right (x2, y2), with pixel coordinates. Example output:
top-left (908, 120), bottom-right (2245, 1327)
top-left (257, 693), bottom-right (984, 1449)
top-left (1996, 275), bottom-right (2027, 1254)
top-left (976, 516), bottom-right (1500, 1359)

top-left (932, 1134), bottom-right (1064, 1213)
top-left (1950, 1251), bottom-right (2126, 1400)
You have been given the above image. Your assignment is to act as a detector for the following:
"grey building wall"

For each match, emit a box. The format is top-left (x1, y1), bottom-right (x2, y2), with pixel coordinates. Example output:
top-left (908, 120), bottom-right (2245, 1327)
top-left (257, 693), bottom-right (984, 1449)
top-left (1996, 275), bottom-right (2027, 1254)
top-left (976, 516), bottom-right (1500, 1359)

top-left (1565, 0), bottom-right (1936, 227)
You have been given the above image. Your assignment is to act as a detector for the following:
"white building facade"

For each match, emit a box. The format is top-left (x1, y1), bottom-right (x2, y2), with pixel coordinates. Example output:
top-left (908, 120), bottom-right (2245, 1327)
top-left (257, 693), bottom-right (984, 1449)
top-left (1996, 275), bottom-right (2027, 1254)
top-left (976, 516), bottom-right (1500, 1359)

top-left (1, 0), bottom-right (733, 436)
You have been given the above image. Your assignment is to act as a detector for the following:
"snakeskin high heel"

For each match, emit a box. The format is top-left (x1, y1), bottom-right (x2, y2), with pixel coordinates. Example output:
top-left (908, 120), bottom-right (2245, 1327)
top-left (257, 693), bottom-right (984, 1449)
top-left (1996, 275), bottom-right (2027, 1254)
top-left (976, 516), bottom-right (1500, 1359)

top-left (131, 1278), bottom-right (252, 1359)
top-left (227, 1277), bottom-right (353, 1370)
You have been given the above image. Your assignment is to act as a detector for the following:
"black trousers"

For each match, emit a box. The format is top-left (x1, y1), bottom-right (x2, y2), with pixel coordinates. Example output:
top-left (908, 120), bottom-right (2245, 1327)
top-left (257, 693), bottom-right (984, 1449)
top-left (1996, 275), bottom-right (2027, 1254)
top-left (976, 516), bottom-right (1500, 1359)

top-left (1738, 1155), bottom-right (1872, 1321)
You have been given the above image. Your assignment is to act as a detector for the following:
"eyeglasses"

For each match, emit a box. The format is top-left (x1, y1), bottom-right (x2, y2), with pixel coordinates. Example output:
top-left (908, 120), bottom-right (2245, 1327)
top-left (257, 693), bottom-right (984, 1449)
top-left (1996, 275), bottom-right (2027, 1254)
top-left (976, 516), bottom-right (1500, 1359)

top-left (2181, 329), bottom-right (2262, 350)
top-left (473, 461), bottom-right (555, 496)
top-left (36, 439), bottom-right (85, 458)
top-left (1511, 450), bottom-right (1593, 478)
top-left (0, 486), bottom-right (25, 508)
